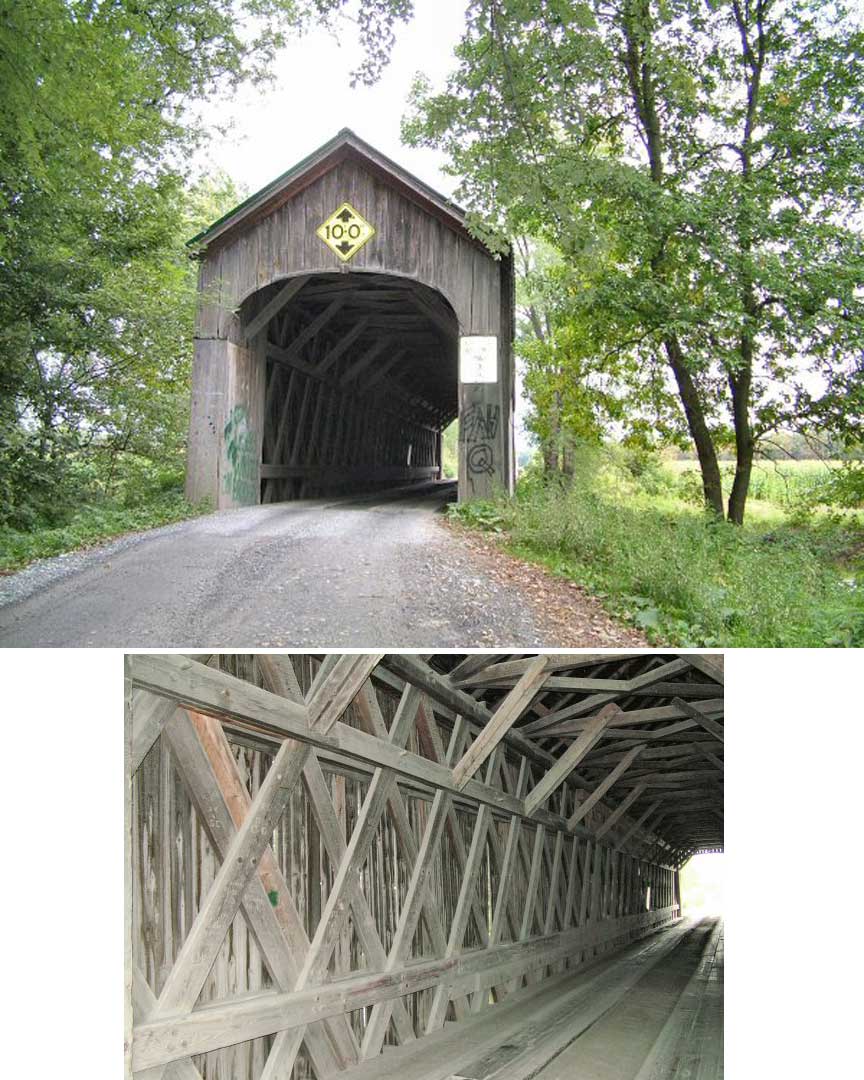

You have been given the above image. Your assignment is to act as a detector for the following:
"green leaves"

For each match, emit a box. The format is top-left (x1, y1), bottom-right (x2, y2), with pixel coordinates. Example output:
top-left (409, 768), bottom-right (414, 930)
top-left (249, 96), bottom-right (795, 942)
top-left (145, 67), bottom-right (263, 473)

top-left (406, 0), bottom-right (864, 522)
top-left (0, 1), bottom-right (413, 531)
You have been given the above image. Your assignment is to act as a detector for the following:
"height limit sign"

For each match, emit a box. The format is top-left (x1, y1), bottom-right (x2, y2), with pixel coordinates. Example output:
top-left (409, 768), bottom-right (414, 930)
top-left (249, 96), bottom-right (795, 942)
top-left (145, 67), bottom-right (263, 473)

top-left (317, 203), bottom-right (376, 262)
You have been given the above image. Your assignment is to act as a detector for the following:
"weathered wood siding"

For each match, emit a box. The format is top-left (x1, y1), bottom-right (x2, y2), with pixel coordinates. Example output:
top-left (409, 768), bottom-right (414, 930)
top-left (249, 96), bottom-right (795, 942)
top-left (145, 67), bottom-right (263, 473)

top-left (195, 160), bottom-right (498, 331)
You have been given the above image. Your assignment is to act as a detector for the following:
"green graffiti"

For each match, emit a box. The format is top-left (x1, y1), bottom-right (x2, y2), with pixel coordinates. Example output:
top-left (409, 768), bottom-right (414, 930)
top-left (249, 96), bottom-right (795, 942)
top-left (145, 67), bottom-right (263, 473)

top-left (223, 403), bottom-right (258, 504)
top-left (268, 890), bottom-right (279, 907)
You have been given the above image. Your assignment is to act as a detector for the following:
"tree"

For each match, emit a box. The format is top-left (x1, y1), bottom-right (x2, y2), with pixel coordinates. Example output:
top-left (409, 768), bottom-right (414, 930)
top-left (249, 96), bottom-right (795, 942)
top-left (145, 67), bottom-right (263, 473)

top-left (405, 0), bottom-right (864, 522)
top-left (514, 236), bottom-right (678, 476)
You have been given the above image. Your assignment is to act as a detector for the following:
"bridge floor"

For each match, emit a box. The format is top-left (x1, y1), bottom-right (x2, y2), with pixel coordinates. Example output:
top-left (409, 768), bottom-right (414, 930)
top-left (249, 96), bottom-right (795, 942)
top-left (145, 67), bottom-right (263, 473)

top-left (335, 917), bottom-right (723, 1080)
top-left (534, 917), bottom-right (723, 1080)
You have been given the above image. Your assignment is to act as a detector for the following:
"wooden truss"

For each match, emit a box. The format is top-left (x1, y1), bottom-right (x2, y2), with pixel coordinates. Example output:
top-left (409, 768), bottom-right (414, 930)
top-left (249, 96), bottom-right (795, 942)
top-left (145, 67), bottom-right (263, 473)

top-left (254, 274), bottom-right (456, 502)
top-left (126, 652), bottom-right (723, 1080)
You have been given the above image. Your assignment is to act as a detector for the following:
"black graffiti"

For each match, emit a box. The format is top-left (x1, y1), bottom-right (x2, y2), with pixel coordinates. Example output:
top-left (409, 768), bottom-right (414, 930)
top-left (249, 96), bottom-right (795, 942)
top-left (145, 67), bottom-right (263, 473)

top-left (467, 443), bottom-right (495, 476)
top-left (461, 403), bottom-right (500, 443)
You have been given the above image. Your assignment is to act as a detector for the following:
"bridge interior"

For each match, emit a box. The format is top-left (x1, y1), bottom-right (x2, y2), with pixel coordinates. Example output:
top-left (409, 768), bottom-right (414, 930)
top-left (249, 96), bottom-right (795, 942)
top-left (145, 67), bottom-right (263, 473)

top-left (127, 651), bottom-right (724, 1080)
top-left (248, 273), bottom-right (458, 502)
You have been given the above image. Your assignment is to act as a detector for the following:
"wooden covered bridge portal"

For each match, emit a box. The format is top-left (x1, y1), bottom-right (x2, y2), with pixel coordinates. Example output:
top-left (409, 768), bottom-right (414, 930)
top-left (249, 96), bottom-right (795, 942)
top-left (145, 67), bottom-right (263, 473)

top-left (185, 131), bottom-right (515, 509)
top-left (126, 652), bottom-right (724, 1080)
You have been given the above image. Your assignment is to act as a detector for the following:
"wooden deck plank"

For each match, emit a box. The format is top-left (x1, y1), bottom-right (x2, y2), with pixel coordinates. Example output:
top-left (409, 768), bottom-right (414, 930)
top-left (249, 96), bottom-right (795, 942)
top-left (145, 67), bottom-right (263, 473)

top-left (329, 918), bottom-right (699, 1080)
top-left (525, 918), bottom-right (721, 1080)
top-left (634, 918), bottom-right (724, 1080)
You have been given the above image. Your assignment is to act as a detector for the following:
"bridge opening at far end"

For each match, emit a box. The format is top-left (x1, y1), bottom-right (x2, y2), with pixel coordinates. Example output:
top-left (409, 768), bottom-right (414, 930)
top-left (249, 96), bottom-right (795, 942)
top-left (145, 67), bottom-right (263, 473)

top-left (680, 851), bottom-right (725, 916)
top-left (248, 272), bottom-right (458, 502)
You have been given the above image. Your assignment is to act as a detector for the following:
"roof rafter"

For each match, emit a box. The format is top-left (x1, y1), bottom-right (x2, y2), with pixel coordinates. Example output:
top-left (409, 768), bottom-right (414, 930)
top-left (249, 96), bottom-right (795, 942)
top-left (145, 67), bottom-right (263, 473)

top-left (524, 704), bottom-right (621, 816)
top-left (568, 745), bottom-right (646, 829)
top-left (672, 697), bottom-right (725, 743)
top-left (452, 656), bottom-right (549, 790)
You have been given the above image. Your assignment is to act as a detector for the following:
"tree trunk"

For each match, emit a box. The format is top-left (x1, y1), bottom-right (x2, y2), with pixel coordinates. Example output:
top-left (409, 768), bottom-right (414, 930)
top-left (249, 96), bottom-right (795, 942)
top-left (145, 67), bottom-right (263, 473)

top-left (727, 360), bottom-right (754, 525)
top-left (664, 337), bottom-right (725, 516)
top-left (621, 4), bottom-right (724, 517)
top-left (544, 390), bottom-right (563, 477)
top-left (543, 441), bottom-right (559, 475)
top-left (725, 0), bottom-right (766, 526)
top-left (562, 440), bottom-right (575, 480)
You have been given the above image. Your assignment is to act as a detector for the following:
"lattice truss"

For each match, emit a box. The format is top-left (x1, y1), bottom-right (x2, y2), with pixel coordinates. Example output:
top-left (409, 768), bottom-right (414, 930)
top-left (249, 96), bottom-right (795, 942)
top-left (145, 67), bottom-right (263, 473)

top-left (126, 652), bottom-right (724, 1080)
top-left (254, 273), bottom-right (456, 503)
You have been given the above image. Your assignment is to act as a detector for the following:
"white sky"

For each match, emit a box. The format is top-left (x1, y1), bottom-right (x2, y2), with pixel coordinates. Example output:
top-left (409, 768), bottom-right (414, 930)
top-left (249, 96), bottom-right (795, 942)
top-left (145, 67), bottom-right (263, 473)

top-left (195, 0), bottom-right (468, 202)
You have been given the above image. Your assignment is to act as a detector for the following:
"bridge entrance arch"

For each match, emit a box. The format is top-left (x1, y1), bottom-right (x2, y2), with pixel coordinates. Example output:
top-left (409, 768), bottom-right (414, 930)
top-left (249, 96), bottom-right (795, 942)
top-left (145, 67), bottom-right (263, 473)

top-left (185, 130), bottom-right (515, 509)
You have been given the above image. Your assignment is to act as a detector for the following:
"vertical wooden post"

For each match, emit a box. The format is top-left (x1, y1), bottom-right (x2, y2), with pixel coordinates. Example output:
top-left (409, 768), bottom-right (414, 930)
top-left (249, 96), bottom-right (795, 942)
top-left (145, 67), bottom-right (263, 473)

top-left (186, 338), bottom-right (227, 507)
top-left (307, 806), bottom-right (321, 938)
top-left (333, 774), bottom-right (351, 974)
top-left (586, 842), bottom-right (604, 961)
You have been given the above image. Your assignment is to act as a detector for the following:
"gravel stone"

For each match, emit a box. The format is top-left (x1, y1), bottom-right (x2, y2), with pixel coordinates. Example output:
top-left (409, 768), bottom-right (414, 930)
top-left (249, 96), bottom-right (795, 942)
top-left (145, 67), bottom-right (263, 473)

top-left (0, 490), bottom-right (646, 648)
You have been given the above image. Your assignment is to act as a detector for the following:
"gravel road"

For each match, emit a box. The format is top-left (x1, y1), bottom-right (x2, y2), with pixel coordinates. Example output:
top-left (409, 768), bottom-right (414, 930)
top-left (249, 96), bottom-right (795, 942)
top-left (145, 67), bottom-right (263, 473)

top-left (0, 486), bottom-right (645, 648)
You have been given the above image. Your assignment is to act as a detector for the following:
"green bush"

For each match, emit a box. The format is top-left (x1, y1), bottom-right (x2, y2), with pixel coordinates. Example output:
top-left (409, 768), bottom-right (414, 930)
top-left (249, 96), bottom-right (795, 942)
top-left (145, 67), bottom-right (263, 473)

top-left (613, 446), bottom-right (674, 497)
top-left (449, 474), bottom-right (863, 647)
top-left (0, 426), bottom-right (90, 530)
top-left (0, 491), bottom-right (207, 572)
top-left (674, 468), bottom-right (707, 507)
top-left (799, 461), bottom-right (864, 512)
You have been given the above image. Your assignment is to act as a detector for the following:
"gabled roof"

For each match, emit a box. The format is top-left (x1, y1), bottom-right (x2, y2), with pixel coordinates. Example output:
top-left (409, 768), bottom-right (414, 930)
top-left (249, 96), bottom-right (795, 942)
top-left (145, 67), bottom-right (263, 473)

top-left (188, 128), bottom-right (472, 252)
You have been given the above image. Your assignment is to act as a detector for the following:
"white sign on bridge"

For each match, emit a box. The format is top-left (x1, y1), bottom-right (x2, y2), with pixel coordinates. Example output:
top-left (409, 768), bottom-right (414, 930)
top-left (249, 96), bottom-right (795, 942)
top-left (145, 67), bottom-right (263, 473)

top-left (459, 336), bottom-right (498, 383)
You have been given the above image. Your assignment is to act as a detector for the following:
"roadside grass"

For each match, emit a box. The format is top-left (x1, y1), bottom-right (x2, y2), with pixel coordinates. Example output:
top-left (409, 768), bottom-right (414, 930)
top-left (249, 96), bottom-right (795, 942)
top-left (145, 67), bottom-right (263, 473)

top-left (0, 492), bottom-right (209, 573)
top-left (449, 460), bottom-right (863, 647)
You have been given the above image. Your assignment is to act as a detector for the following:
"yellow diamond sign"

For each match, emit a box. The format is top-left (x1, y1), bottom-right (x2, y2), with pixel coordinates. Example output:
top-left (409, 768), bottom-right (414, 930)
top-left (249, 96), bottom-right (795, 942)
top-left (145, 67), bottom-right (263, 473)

top-left (316, 202), bottom-right (375, 262)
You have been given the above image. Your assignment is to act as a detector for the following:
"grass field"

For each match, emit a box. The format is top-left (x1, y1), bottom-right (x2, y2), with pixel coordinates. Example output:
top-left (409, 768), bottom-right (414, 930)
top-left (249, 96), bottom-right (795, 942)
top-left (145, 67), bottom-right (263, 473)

top-left (449, 452), bottom-right (863, 647)
top-left (663, 458), bottom-right (845, 516)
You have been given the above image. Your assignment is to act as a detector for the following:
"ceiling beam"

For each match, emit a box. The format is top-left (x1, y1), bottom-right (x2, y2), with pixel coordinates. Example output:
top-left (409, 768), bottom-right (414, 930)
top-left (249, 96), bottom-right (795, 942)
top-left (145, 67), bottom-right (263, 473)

top-left (448, 654), bottom-right (506, 681)
top-left (272, 294), bottom-right (347, 364)
top-left (568, 745), bottom-right (646, 829)
top-left (522, 692), bottom-right (620, 734)
top-left (314, 317), bottom-right (371, 377)
top-left (596, 782), bottom-right (648, 839)
top-left (520, 658), bottom-right (691, 734)
top-left (361, 351), bottom-right (409, 391)
top-left (616, 798), bottom-right (663, 851)
top-left (679, 654), bottom-right (724, 685)
top-left (456, 654), bottom-right (641, 689)
top-left (383, 654), bottom-right (559, 776)
top-left (452, 656), bottom-right (549, 789)
top-left (340, 339), bottom-right (393, 386)
top-left (538, 699), bottom-right (723, 738)
top-left (242, 275), bottom-right (310, 343)
top-left (697, 743), bottom-right (725, 771)
top-left (672, 697), bottom-right (725, 743)
top-left (523, 704), bottom-right (620, 816)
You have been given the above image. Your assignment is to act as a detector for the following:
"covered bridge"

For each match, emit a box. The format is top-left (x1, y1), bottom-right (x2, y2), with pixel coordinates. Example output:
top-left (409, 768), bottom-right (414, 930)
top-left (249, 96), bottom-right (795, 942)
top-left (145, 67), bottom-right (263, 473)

top-left (126, 651), bottom-right (724, 1080)
top-left (185, 131), bottom-right (515, 509)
